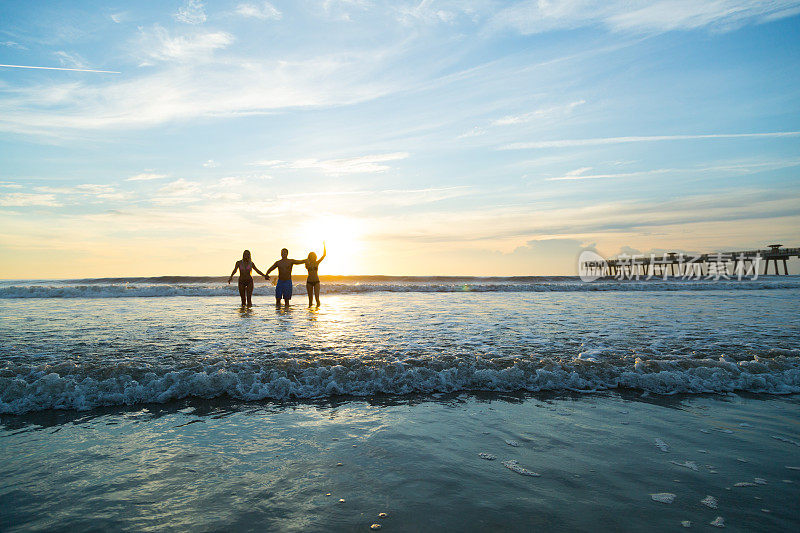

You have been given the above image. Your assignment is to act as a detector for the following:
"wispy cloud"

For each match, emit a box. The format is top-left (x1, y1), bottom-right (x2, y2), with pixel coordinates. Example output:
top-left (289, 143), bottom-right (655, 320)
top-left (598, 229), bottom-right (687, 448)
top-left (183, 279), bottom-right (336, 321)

top-left (175, 0), bottom-right (207, 25)
top-left (235, 2), bottom-right (282, 20)
top-left (137, 25), bottom-right (233, 63)
top-left (256, 152), bottom-right (410, 175)
top-left (502, 131), bottom-right (800, 150)
top-left (152, 178), bottom-right (202, 205)
top-left (126, 172), bottom-right (170, 182)
top-left (490, 0), bottom-right (800, 35)
top-left (546, 158), bottom-right (800, 181)
top-left (54, 51), bottom-right (87, 69)
top-left (0, 41), bottom-right (27, 50)
top-left (202, 160), bottom-right (218, 168)
top-left (0, 192), bottom-right (60, 207)
top-left (493, 100), bottom-right (586, 126)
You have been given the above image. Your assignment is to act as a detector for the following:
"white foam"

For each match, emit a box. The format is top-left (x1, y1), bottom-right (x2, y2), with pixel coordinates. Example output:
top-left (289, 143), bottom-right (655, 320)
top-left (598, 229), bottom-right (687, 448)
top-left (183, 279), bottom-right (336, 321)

top-left (2, 325), bottom-right (800, 414)
top-left (701, 495), bottom-right (718, 509)
top-left (710, 516), bottom-right (725, 528)
top-left (655, 438), bottom-right (670, 452)
top-left (651, 493), bottom-right (676, 504)
top-left (5, 276), bottom-right (798, 299)
top-left (671, 460), bottom-right (698, 471)
top-left (681, 521), bottom-right (691, 528)
top-left (753, 478), bottom-right (767, 485)
top-left (734, 482), bottom-right (756, 487)
top-left (786, 466), bottom-right (800, 470)
top-left (478, 453), bottom-right (496, 461)
top-left (501, 460), bottom-right (540, 477)
top-left (505, 439), bottom-right (520, 447)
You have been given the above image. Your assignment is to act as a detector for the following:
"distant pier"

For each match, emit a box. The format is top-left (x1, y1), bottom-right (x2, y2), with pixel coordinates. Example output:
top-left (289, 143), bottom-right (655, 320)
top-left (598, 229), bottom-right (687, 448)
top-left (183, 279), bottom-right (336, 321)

top-left (582, 244), bottom-right (799, 279)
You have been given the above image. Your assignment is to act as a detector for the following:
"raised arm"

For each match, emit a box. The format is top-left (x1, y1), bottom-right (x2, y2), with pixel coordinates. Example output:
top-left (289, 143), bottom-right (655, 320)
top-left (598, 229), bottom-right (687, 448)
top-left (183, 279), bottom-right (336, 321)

top-left (228, 261), bottom-right (239, 284)
top-left (318, 243), bottom-right (326, 263)
top-left (266, 261), bottom-right (279, 275)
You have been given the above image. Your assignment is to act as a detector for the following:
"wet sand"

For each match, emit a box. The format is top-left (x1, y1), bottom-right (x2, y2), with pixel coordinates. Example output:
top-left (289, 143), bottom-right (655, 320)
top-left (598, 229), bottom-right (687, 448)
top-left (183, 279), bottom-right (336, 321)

top-left (1, 392), bottom-right (798, 532)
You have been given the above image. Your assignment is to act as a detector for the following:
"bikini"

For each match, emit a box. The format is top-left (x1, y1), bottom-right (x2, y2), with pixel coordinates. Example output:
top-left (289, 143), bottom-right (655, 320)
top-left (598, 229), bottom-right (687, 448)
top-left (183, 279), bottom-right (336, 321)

top-left (239, 261), bottom-right (254, 289)
top-left (306, 262), bottom-right (320, 287)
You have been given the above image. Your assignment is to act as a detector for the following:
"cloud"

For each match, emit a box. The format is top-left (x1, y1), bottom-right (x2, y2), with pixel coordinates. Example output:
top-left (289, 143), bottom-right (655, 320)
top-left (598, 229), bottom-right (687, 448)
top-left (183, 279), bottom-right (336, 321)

top-left (126, 172), bottom-right (170, 181)
top-left (0, 41), bottom-right (27, 50)
top-left (0, 46), bottom-right (392, 133)
top-left (490, 0), bottom-right (800, 35)
top-left (202, 159), bottom-right (218, 168)
top-left (235, 2), bottom-right (282, 20)
top-left (175, 0), bottom-right (207, 25)
top-left (492, 100), bottom-right (586, 126)
top-left (0, 181), bottom-right (23, 189)
top-left (54, 51), bottom-right (88, 69)
top-left (458, 126), bottom-right (486, 138)
top-left (545, 158), bottom-right (800, 181)
top-left (152, 178), bottom-right (202, 205)
top-left (138, 25), bottom-right (233, 63)
top-left (0, 193), bottom-right (60, 207)
top-left (256, 152), bottom-right (410, 175)
top-left (279, 185), bottom-right (471, 205)
top-left (502, 131), bottom-right (800, 150)
top-left (110, 13), bottom-right (125, 24)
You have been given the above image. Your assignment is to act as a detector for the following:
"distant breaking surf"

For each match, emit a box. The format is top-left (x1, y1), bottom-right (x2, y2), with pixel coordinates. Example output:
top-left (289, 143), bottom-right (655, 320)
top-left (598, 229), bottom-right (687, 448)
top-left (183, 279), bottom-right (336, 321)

top-left (0, 276), bottom-right (798, 298)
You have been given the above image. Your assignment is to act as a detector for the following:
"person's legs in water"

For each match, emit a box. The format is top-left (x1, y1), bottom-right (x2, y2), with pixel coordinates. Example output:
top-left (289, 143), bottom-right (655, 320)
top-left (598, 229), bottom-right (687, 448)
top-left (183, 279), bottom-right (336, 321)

top-left (313, 281), bottom-right (321, 306)
top-left (306, 282), bottom-right (314, 307)
top-left (237, 279), bottom-right (247, 306)
top-left (275, 279), bottom-right (293, 307)
top-left (245, 279), bottom-right (254, 307)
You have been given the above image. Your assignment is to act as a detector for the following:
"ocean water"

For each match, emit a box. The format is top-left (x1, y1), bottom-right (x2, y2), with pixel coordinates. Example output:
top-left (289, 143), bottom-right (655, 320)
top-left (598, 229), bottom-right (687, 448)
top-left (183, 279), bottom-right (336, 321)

top-left (1, 276), bottom-right (800, 413)
top-left (1, 276), bottom-right (799, 531)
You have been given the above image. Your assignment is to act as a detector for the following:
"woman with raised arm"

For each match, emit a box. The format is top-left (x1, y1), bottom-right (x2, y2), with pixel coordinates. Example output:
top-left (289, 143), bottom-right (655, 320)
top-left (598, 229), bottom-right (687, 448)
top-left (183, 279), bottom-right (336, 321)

top-left (305, 242), bottom-right (326, 307)
top-left (228, 249), bottom-right (267, 307)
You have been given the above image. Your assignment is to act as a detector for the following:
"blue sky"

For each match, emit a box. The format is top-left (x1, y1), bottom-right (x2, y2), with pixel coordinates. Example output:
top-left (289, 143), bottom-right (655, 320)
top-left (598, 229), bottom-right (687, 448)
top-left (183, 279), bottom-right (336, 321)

top-left (1, 0), bottom-right (799, 277)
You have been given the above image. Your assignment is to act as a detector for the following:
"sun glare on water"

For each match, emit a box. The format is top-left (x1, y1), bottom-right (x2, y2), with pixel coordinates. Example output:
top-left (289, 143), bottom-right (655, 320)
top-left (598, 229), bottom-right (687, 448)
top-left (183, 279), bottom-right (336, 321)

top-left (295, 216), bottom-right (364, 275)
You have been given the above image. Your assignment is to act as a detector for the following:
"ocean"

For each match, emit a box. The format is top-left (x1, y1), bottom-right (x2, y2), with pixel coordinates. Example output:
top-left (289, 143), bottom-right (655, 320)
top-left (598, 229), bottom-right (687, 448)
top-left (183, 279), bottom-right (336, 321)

top-left (1, 276), bottom-right (799, 531)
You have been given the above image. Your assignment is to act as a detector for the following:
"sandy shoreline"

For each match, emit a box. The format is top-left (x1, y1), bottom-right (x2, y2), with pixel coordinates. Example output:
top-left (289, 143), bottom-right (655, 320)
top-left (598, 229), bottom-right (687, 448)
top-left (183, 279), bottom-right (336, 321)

top-left (2, 391), bottom-right (798, 532)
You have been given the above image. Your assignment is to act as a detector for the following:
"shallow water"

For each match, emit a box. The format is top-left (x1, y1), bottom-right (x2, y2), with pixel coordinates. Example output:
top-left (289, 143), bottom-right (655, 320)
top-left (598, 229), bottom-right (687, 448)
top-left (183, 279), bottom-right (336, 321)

top-left (1, 287), bottom-right (800, 413)
top-left (1, 393), bottom-right (798, 532)
top-left (1, 282), bottom-right (799, 530)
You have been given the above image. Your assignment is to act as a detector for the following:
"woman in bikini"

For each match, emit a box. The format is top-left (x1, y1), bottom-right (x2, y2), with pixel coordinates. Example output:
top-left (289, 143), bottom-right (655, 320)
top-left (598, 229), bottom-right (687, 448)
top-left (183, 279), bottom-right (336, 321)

top-left (228, 249), bottom-right (267, 307)
top-left (304, 243), bottom-right (326, 307)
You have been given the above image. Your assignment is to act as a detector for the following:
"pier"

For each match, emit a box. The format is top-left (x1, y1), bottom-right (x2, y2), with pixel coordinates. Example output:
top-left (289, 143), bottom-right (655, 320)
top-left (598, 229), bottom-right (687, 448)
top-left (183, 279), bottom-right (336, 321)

top-left (582, 244), bottom-right (799, 279)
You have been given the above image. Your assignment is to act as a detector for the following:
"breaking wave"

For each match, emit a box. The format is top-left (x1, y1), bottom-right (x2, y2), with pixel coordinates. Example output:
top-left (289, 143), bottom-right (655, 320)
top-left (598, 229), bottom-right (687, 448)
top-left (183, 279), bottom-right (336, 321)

top-left (2, 276), bottom-right (799, 299)
top-left (2, 353), bottom-right (799, 414)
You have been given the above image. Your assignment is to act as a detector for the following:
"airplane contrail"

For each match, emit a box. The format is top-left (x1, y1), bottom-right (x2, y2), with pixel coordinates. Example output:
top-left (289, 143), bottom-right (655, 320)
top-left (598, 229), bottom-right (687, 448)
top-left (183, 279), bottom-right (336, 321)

top-left (0, 64), bottom-right (120, 74)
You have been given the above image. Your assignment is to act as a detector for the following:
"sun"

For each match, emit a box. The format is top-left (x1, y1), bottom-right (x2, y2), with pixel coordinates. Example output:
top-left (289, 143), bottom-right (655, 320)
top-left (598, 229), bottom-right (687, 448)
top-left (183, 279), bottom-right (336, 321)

top-left (295, 215), bottom-right (364, 275)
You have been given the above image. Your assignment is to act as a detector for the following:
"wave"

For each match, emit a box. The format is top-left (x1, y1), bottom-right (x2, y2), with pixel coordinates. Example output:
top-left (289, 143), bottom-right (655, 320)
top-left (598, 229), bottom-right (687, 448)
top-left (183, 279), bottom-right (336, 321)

top-left (2, 354), bottom-right (798, 414)
top-left (2, 277), bottom-right (799, 298)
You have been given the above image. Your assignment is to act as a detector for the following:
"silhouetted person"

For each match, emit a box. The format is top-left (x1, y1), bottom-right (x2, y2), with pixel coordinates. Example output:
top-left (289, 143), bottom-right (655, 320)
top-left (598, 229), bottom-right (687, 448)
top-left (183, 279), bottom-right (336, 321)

top-left (266, 248), bottom-right (305, 306)
top-left (228, 249), bottom-right (267, 307)
top-left (305, 242), bottom-right (326, 307)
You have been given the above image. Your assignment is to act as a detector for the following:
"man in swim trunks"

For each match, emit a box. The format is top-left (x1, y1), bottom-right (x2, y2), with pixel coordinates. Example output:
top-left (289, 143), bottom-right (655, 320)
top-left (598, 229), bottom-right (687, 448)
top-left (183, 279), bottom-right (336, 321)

top-left (265, 248), bottom-right (306, 307)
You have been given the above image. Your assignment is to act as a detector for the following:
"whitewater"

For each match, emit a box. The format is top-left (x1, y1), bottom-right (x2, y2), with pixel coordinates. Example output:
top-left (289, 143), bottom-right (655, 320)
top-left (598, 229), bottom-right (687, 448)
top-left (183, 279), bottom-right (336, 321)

top-left (1, 277), bottom-right (799, 414)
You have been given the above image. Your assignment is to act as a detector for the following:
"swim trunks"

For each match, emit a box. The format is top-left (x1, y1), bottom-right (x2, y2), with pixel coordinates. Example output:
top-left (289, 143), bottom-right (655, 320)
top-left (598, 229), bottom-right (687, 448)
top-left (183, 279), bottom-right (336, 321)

top-left (276, 279), bottom-right (293, 300)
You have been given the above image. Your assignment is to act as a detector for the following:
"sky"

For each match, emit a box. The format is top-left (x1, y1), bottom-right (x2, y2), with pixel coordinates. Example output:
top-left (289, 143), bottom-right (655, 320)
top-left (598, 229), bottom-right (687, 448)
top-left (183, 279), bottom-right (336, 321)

top-left (1, 0), bottom-right (799, 278)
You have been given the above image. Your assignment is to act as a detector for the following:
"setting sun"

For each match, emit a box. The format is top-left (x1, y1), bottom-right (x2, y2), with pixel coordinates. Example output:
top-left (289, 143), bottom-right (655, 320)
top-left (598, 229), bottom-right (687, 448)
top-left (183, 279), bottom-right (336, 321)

top-left (295, 215), bottom-right (364, 275)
